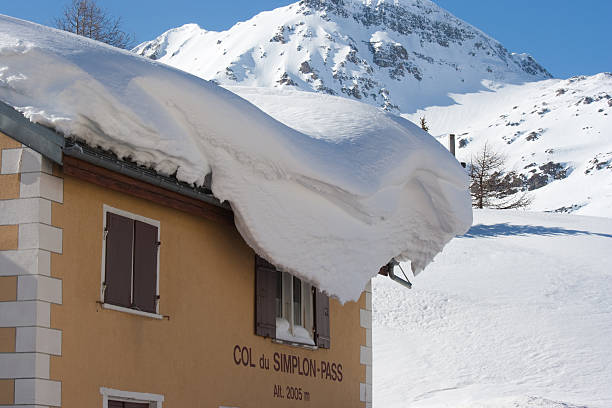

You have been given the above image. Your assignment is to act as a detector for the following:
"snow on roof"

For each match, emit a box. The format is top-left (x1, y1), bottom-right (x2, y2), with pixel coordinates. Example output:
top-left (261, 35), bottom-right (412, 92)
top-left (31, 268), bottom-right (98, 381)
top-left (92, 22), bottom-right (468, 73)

top-left (0, 15), bottom-right (472, 302)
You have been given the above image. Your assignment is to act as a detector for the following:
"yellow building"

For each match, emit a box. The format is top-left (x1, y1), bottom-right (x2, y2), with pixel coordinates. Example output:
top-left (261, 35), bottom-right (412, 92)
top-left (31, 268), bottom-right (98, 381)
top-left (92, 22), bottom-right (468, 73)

top-left (0, 102), bottom-right (373, 407)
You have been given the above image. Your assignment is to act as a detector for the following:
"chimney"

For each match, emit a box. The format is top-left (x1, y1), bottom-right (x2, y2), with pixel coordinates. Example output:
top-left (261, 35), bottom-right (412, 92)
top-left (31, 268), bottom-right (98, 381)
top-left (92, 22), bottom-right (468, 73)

top-left (449, 134), bottom-right (456, 157)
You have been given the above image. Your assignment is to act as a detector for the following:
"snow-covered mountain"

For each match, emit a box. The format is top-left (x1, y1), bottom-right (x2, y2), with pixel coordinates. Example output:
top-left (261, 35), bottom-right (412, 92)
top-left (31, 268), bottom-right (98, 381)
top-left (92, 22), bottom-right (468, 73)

top-left (134, 0), bottom-right (550, 113)
top-left (134, 0), bottom-right (611, 217)
top-left (408, 73), bottom-right (612, 217)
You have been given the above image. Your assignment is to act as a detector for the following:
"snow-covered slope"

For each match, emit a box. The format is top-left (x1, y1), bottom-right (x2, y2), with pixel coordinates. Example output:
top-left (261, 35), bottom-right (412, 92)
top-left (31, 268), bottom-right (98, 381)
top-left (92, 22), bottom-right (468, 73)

top-left (134, 0), bottom-right (550, 113)
top-left (407, 74), bottom-right (612, 217)
top-left (0, 15), bottom-right (472, 302)
top-left (374, 209), bottom-right (612, 408)
top-left (132, 0), bottom-right (612, 217)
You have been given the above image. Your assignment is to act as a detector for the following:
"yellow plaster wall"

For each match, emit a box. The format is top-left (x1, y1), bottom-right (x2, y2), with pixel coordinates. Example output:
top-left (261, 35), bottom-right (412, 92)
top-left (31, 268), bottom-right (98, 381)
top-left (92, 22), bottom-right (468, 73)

top-left (0, 131), bottom-right (21, 151)
top-left (51, 172), bottom-right (366, 408)
top-left (0, 328), bottom-right (16, 352)
top-left (0, 379), bottom-right (15, 405)
top-left (0, 225), bottom-right (18, 250)
top-left (0, 276), bottom-right (17, 301)
top-left (0, 174), bottom-right (20, 199)
top-left (0, 224), bottom-right (17, 252)
top-left (0, 132), bottom-right (22, 196)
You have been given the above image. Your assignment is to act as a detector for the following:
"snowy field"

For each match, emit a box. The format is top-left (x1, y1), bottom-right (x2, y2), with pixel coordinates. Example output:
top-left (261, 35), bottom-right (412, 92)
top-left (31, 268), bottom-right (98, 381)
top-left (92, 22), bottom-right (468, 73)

top-left (373, 210), bottom-right (612, 408)
top-left (405, 74), bottom-right (612, 217)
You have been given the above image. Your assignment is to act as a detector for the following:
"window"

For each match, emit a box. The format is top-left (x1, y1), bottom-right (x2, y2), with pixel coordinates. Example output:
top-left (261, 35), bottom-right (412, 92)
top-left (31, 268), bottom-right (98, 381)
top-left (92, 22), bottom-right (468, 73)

top-left (276, 271), bottom-right (315, 345)
top-left (100, 387), bottom-right (163, 408)
top-left (101, 206), bottom-right (160, 316)
top-left (255, 256), bottom-right (330, 348)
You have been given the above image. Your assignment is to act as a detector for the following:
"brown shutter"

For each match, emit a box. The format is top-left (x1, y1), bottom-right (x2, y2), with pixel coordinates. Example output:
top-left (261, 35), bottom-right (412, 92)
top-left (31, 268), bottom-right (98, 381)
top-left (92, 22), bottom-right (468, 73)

top-left (314, 288), bottom-right (331, 349)
top-left (132, 220), bottom-right (159, 313)
top-left (124, 403), bottom-right (150, 408)
top-left (104, 212), bottom-right (134, 308)
top-left (108, 401), bottom-right (148, 408)
top-left (255, 255), bottom-right (277, 338)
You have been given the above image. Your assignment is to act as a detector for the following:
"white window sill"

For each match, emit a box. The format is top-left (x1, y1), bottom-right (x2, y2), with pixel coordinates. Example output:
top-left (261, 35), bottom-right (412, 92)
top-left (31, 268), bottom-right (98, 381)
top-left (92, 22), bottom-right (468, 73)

top-left (100, 387), bottom-right (164, 408)
top-left (272, 338), bottom-right (318, 350)
top-left (101, 302), bottom-right (164, 320)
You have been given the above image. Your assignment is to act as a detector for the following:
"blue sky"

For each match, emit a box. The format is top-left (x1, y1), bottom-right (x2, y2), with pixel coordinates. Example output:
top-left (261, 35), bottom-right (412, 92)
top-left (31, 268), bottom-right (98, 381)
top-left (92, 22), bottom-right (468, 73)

top-left (1, 1), bottom-right (609, 78)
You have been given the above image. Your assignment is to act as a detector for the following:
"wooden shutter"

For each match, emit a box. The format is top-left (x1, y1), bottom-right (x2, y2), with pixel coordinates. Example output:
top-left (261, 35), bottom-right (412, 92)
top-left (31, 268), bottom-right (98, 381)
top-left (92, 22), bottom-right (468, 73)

top-left (108, 401), bottom-right (149, 408)
top-left (314, 288), bottom-right (331, 349)
top-left (124, 403), bottom-right (150, 408)
top-left (255, 255), bottom-right (277, 338)
top-left (132, 220), bottom-right (159, 313)
top-left (104, 212), bottom-right (134, 308)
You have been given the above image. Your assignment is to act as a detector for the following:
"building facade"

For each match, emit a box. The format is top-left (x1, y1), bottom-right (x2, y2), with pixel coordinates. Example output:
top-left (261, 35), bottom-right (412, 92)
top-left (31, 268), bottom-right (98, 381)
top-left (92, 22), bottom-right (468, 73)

top-left (0, 106), bottom-right (373, 407)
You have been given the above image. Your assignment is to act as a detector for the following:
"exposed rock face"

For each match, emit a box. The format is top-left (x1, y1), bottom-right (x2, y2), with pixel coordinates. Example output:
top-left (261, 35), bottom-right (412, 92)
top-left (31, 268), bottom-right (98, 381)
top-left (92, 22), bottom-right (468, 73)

top-left (277, 72), bottom-right (298, 86)
top-left (134, 0), bottom-right (551, 113)
top-left (585, 152), bottom-right (612, 174)
top-left (526, 128), bottom-right (544, 141)
top-left (368, 40), bottom-right (422, 81)
top-left (526, 162), bottom-right (569, 191)
top-left (415, 73), bottom-right (612, 216)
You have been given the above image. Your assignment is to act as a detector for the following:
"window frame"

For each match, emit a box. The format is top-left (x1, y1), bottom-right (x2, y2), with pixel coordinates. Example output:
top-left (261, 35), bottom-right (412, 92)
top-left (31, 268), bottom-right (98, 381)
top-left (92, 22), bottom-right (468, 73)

top-left (100, 387), bottom-right (164, 408)
top-left (100, 204), bottom-right (162, 319)
top-left (276, 272), bottom-right (315, 345)
top-left (255, 255), bottom-right (330, 349)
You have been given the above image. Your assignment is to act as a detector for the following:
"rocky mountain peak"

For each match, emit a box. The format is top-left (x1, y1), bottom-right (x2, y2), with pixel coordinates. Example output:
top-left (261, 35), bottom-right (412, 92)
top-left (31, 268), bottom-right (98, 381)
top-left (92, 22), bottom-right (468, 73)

top-left (134, 0), bottom-right (551, 113)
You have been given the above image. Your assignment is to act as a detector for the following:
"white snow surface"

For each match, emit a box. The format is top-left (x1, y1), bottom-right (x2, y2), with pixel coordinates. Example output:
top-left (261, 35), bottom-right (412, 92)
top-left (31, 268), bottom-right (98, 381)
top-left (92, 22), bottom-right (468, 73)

top-left (406, 74), bottom-right (612, 217)
top-left (134, 0), bottom-right (550, 114)
top-left (0, 16), bottom-right (471, 302)
top-left (374, 209), bottom-right (612, 407)
top-left (275, 318), bottom-right (315, 345)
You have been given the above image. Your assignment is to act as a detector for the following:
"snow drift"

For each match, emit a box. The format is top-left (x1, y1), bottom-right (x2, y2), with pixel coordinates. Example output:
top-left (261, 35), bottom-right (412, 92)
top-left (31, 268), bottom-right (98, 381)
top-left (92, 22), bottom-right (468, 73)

top-left (0, 16), bottom-right (472, 302)
top-left (374, 210), bottom-right (612, 407)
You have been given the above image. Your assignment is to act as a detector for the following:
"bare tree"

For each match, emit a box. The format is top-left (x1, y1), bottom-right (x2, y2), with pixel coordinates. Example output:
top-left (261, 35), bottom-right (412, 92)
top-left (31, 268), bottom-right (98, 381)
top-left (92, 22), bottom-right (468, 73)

top-left (469, 142), bottom-right (532, 209)
top-left (419, 116), bottom-right (429, 132)
top-left (55, 0), bottom-right (134, 49)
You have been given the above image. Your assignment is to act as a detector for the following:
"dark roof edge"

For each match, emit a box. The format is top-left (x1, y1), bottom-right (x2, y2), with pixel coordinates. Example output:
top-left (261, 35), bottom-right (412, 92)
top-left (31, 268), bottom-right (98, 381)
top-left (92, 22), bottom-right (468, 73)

top-left (0, 101), bottom-right (64, 164)
top-left (64, 140), bottom-right (229, 210)
top-left (0, 102), bottom-right (229, 211)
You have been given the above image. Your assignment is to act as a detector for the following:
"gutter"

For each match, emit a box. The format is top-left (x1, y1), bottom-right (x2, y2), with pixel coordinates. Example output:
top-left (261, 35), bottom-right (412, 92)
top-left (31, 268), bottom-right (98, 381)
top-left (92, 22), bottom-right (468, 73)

top-left (63, 140), bottom-right (229, 210)
top-left (0, 101), bottom-right (228, 210)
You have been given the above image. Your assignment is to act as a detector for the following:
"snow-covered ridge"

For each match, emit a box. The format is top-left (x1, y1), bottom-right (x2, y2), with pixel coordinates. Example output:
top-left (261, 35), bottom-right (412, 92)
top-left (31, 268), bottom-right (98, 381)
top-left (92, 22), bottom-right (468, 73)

top-left (134, 0), bottom-right (550, 113)
top-left (408, 73), bottom-right (612, 217)
top-left (0, 15), bottom-right (472, 302)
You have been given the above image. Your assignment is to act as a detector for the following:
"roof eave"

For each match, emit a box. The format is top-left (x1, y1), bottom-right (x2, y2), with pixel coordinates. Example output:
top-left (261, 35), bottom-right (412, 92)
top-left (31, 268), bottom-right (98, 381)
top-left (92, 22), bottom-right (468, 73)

top-left (0, 101), bottom-right (64, 164)
top-left (0, 101), bottom-right (228, 211)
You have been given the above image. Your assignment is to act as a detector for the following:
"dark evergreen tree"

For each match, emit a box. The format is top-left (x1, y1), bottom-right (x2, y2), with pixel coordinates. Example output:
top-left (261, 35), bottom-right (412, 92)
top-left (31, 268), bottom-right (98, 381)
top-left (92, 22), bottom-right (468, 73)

top-left (419, 116), bottom-right (429, 132)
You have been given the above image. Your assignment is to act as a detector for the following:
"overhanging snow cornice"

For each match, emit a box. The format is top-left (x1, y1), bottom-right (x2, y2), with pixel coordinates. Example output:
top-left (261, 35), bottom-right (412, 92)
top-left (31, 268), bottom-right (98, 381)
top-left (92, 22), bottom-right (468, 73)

top-left (0, 102), bottom-right (228, 211)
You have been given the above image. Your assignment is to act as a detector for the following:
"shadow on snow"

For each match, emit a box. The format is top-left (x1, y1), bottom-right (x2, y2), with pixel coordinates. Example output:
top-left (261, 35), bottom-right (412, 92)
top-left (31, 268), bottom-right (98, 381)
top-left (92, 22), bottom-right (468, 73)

top-left (459, 223), bottom-right (612, 239)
